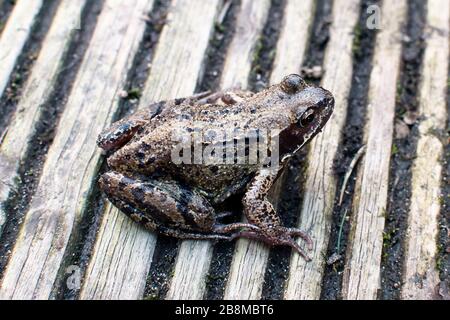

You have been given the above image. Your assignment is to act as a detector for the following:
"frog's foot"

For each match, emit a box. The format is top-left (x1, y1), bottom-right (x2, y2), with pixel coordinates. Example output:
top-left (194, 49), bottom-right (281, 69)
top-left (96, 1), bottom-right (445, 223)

top-left (230, 229), bottom-right (312, 261)
top-left (242, 168), bottom-right (313, 261)
top-left (280, 227), bottom-right (313, 250)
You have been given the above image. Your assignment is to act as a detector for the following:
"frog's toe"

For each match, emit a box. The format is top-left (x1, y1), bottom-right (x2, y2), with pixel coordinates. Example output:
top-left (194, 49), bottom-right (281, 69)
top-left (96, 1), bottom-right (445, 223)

top-left (213, 222), bottom-right (261, 234)
top-left (281, 227), bottom-right (313, 250)
top-left (228, 230), bottom-right (312, 261)
top-left (283, 238), bottom-right (312, 262)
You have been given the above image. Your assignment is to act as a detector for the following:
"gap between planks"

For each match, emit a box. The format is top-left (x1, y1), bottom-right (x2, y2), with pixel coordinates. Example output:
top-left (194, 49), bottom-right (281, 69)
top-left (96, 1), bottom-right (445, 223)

top-left (0, 0), bottom-right (86, 236)
top-left (341, 0), bottom-right (407, 300)
top-left (79, 0), bottom-right (222, 300)
top-left (223, 0), bottom-right (316, 300)
top-left (165, 0), bottom-right (272, 300)
top-left (0, 0), bottom-right (43, 99)
top-left (401, 0), bottom-right (449, 300)
top-left (0, 0), bottom-right (154, 300)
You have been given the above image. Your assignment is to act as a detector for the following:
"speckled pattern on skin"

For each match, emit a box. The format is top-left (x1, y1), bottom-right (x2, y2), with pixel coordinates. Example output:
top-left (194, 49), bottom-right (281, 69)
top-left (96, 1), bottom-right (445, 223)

top-left (97, 74), bottom-right (334, 260)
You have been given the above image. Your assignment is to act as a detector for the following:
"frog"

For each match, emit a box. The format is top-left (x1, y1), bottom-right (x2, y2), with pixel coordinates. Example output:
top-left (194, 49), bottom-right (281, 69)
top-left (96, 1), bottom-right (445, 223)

top-left (97, 74), bottom-right (334, 261)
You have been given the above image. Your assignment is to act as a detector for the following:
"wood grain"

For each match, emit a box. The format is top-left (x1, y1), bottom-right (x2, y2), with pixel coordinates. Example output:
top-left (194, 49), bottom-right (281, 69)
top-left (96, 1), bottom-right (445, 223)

top-left (270, 0), bottom-right (315, 83)
top-left (341, 0), bottom-right (407, 300)
top-left (0, 0), bottom-right (43, 98)
top-left (79, 0), bottom-right (221, 300)
top-left (223, 0), bottom-right (315, 300)
top-left (165, 0), bottom-right (271, 300)
top-left (0, 0), bottom-right (87, 236)
top-left (0, 0), bottom-right (154, 300)
top-left (284, 0), bottom-right (360, 300)
top-left (401, 0), bottom-right (449, 300)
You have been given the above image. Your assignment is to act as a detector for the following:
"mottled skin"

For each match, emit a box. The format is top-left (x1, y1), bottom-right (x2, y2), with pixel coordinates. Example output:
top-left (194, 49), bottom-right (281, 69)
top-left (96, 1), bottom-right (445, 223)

top-left (97, 74), bottom-right (334, 260)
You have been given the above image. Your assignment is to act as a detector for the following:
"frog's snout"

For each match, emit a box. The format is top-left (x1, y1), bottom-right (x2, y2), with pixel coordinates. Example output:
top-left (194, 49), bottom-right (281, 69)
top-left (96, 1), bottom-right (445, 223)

top-left (321, 90), bottom-right (335, 115)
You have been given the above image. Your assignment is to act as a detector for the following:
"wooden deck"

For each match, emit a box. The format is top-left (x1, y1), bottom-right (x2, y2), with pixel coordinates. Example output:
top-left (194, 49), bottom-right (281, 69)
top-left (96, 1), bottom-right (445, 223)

top-left (0, 0), bottom-right (448, 300)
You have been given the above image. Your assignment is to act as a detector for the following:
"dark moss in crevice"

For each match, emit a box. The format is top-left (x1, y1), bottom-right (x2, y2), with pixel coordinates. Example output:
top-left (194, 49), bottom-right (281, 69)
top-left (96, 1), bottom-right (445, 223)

top-left (0, 0), bottom-right (59, 138)
top-left (144, 236), bottom-right (179, 300)
top-left (0, 0), bottom-right (16, 35)
top-left (53, 173), bottom-right (106, 300)
top-left (259, 0), bottom-right (332, 299)
top-left (51, 0), bottom-right (171, 299)
top-left (0, 0), bottom-right (103, 279)
top-left (196, 0), bottom-right (240, 93)
top-left (204, 196), bottom-right (243, 300)
top-left (379, 0), bottom-right (426, 300)
top-left (300, 0), bottom-right (332, 86)
top-left (248, 0), bottom-right (286, 92)
top-left (320, 0), bottom-right (379, 300)
top-left (204, 240), bottom-right (235, 300)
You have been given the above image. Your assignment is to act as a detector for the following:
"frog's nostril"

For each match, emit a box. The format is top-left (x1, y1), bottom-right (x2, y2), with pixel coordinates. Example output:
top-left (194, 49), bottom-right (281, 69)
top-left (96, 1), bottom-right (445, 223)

top-left (320, 94), bottom-right (334, 110)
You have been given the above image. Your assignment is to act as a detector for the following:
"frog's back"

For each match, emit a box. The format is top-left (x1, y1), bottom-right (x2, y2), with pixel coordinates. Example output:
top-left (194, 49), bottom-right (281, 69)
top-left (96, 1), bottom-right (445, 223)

top-left (131, 96), bottom-right (289, 203)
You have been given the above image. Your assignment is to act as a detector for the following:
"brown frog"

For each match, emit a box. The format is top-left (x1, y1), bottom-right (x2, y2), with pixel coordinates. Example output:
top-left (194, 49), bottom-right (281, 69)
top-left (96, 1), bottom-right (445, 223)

top-left (97, 74), bottom-right (334, 260)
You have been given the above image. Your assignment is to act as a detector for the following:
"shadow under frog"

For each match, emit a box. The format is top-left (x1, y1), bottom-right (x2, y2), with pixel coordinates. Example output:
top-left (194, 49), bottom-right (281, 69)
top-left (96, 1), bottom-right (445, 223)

top-left (97, 74), bottom-right (334, 261)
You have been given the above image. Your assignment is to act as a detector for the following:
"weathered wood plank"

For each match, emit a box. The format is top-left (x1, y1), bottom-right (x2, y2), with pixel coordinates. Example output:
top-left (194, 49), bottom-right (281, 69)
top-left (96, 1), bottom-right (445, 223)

top-left (0, 0), bottom-right (87, 236)
top-left (0, 0), bottom-right (44, 98)
top-left (341, 0), bottom-right (407, 300)
top-left (79, 0), bottom-right (221, 300)
top-left (0, 0), bottom-right (154, 300)
top-left (165, 0), bottom-right (271, 300)
top-left (223, 0), bottom-right (315, 300)
top-left (284, 0), bottom-right (360, 300)
top-left (401, 0), bottom-right (449, 300)
top-left (270, 0), bottom-right (315, 83)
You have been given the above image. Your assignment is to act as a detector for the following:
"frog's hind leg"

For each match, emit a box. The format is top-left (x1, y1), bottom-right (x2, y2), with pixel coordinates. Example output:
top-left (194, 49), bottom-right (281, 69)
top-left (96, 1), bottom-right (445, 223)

top-left (99, 171), bottom-right (260, 239)
top-left (106, 196), bottom-right (237, 241)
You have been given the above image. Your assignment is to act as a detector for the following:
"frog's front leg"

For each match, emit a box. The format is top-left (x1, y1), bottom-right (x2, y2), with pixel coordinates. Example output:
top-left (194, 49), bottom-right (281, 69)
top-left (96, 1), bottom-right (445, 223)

top-left (99, 171), bottom-right (260, 240)
top-left (97, 101), bottom-right (165, 151)
top-left (241, 167), bottom-right (313, 261)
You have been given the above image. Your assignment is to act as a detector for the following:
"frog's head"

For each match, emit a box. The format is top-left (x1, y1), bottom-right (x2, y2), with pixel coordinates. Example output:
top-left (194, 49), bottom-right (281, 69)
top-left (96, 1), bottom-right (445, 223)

top-left (276, 74), bottom-right (334, 157)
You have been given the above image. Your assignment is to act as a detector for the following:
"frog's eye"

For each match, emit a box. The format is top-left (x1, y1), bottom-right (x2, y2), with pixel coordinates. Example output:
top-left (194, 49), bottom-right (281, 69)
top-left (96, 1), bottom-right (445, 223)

top-left (281, 74), bottom-right (307, 94)
top-left (299, 109), bottom-right (315, 127)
